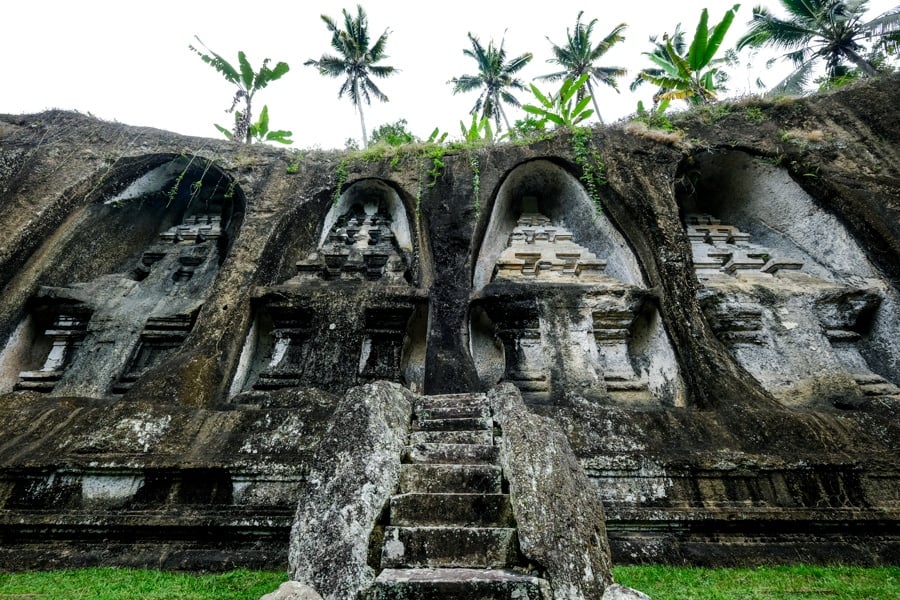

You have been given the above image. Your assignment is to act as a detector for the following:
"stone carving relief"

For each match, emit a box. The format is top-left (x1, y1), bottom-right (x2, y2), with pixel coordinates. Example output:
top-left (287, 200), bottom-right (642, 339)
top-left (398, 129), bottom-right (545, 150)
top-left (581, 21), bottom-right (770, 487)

top-left (294, 200), bottom-right (410, 284)
top-left (470, 160), bottom-right (684, 407)
top-left (232, 179), bottom-right (427, 397)
top-left (683, 152), bottom-right (900, 406)
top-left (0, 157), bottom-right (241, 397)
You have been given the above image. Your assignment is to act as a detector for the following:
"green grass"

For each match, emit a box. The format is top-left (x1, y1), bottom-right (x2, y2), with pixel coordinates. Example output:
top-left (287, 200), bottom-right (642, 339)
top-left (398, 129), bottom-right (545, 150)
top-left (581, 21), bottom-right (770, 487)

top-left (612, 565), bottom-right (900, 600)
top-left (0, 568), bottom-right (286, 600)
top-left (0, 566), bottom-right (898, 599)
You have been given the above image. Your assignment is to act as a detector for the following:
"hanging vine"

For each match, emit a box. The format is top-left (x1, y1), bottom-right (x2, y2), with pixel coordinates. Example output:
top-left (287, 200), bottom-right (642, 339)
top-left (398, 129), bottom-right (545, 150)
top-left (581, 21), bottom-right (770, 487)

top-left (469, 149), bottom-right (481, 216)
top-left (571, 127), bottom-right (606, 214)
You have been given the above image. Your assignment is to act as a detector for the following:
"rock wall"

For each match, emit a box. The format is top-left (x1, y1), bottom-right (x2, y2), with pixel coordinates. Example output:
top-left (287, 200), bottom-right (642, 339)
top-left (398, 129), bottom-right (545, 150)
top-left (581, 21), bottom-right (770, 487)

top-left (0, 75), bottom-right (899, 572)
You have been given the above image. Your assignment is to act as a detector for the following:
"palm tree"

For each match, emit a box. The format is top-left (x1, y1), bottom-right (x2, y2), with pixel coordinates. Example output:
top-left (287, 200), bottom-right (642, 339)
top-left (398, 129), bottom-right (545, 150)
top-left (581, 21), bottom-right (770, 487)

top-left (630, 24), bottom-right (688, 95)
top-left (538, 12), bottom-right (627, 124)
top-left (736, 0), bottom-right (900, 93)
top-left (305, 5), bottom-right (396, 148)
top-left (448, 33), bottom-right (533, 134)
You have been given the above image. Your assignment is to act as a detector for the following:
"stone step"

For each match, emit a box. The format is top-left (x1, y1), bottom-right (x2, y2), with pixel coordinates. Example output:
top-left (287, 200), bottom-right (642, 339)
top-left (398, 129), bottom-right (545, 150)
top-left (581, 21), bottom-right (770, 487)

top-left (419, 393), bottom-right (489, 407)
top-left (403, 443), bottom-right (499, 465)
top-left (607, 389), bottom-right (656, 404)
top-left (410, 430), bottom-right (494, 445)
top-left (390, 493), bottom-right (514, 527)
top-left (852, 373), bottom-right (886, 385)
top-left (400, 464), bottom-right (501, 494)
top-left (860, 383), bottom-right (900, 397)
top-left (415, 417), bottom-right (492, 432)
top-left (380, 526), bottom-right (517, 569)
top-left (605, 378), bottom-right (649, 392)
top-left (370, 568), bottom-right (549, 599)
top-left (417, 404), bottom-right (490, 420)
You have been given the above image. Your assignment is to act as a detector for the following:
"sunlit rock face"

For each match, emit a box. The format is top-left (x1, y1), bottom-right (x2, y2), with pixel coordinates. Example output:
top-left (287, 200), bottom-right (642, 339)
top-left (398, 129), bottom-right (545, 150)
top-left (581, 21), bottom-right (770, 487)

top-left (681, 151), bottom-right (900, 408)
top-left (470, 160), bottom-right (684, 408)
top-left (0, 75), bottom-right (899, 573)
top-left (0, 155), bottom-right (243, 398)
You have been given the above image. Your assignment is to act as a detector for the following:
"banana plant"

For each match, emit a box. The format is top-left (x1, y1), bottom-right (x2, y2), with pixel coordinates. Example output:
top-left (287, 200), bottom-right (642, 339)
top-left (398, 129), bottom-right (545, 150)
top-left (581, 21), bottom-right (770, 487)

top-left (638, 4), bottom-right (740, 105)
top-left (215, 105), bottom-right (293, 145)
top-left (459, 113), bottom-right (494, 142)
top-left (190, 36), bottom-right (290, 143)
top-left (522, 74), bottom-right (594, 128)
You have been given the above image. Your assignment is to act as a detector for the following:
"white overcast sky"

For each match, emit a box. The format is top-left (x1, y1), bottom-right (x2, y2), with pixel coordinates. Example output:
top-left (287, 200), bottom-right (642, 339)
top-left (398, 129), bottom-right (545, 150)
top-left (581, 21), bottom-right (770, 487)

top-left (3, 1), bottom-right (897, 149)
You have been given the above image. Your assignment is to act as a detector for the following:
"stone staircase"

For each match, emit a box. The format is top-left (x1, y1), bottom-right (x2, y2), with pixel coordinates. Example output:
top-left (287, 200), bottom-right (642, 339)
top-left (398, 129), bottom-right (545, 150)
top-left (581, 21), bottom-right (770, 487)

top-left (853, 373), bottom-right (900, 399)
top-left (368, 393), bottom-right (549, 599)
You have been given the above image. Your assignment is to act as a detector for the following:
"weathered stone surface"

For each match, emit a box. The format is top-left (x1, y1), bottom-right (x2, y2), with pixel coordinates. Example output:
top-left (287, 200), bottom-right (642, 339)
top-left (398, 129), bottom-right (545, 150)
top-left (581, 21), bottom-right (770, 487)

top-left (390, 493), bottom-right (514, 527)
top-left (260, 581), bottom-right (323, 600)
top-left (602, 584), bottom-right (651, 600)
top-left (288, 381), bottom-right (414, 599)
top-left (370, 568), bottom-right (552, 599)
top-left (0, 75), bottom-right (899, 574)
top-left (490, 383), bottom-right (613, 599)
top-left (399, 463), bottom-right (502, 494)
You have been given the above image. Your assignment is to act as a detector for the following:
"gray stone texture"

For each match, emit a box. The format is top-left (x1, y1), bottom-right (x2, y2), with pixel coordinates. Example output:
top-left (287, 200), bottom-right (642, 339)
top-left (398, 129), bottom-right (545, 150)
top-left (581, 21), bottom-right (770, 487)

top-left (602, 584), bottom-right (652, 600)
top-left (288, 381), bottom-right (414, 600)
top-left (260, 581), bottom-right (323, 600)
top-left (490, 383), bottom-right (614, 599)
top-left (0, 75), bottom-right (899, 575)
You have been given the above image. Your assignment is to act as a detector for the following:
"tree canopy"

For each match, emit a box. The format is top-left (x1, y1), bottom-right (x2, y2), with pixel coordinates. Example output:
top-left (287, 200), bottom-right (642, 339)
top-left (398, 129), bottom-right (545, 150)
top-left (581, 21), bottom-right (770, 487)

top-left (305, 4), bottom-right (396, 148)
top-left (189, 36), bottom-right (290, 143)
top-left (539, 12), bottom-right (628, 123)
top-left (637, 4), bottom-right (741, 104)
top-left (448, 33), bottom-right (533, 134)
top-left (737, 0), bottom-right (900, 93)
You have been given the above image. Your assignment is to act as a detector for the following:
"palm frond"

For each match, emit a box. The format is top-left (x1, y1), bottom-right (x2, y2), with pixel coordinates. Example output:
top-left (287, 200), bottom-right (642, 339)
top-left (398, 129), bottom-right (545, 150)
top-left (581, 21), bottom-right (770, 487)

top-left (862, 6), bottom-right (900, 37)
top-left (768, 59), bottom-right (816, 94)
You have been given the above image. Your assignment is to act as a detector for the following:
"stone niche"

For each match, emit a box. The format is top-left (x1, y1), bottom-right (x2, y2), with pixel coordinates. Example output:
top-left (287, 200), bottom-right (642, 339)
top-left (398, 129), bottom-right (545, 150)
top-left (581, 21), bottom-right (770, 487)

top-left (230, 179), bottom-right (428, 398)
top-left (681, 151), bottom-right (900, 406)
top-left (0, 155), bottom-right (244, 397)
top-left (470, 159), bottom-right (684, 407)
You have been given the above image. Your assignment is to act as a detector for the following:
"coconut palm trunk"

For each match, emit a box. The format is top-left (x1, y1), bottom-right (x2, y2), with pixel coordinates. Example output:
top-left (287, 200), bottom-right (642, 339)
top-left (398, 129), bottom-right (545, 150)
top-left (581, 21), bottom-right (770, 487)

top-left (585, 80), bottom-right (604, 124)
top-left (306, 5), bottom-right (395, 150)
top-left (354, 79), bottom-right (369, 148)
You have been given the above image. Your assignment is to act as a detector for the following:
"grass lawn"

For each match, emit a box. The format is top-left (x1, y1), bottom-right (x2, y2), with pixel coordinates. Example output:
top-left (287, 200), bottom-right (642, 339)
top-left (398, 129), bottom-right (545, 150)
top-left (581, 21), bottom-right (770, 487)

top-left (612, 565), bottom-right (900, 600)
top-left (0, 568), bottom-right (286, 600)
top-left (0, 565), bottom-right (897, 599)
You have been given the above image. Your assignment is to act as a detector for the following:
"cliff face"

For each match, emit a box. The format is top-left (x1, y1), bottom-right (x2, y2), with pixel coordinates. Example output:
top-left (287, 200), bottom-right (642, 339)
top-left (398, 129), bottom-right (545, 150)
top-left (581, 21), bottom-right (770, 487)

top-left (0, 75), bottom-right (898, 572)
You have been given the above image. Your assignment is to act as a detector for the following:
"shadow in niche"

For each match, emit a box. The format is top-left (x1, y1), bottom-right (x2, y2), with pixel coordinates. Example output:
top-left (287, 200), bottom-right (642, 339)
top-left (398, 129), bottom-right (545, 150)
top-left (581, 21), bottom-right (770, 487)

top-left (229, 178), bottom-right (428, 399)
top-left (679, 150), bottom-right (900, 406)
top-left (0, 154), bottom-right (245, 398)
top-left (470, 159), bottom-right (684, 407)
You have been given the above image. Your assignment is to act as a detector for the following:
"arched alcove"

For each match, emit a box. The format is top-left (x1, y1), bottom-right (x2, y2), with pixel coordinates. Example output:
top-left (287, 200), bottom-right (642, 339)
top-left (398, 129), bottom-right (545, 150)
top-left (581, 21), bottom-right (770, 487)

top-left (680, 150), bottom-right (900, 403)
top-left (473, 159), bottom-right (643, 290)
top-left (470, 159), bottom-right (684, 407)
top-left (274, 178), bottom-right (421, 286)
top-left (0, 154), bottom-right (245, 397)
top-left (229, 177), bottom-right (428, 399)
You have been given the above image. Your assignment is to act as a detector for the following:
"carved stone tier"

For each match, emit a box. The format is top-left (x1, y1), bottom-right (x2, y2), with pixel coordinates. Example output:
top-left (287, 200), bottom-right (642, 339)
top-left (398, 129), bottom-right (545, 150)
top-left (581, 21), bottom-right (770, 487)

top-left (112, 314), bottom-right (196, 393)
top-left (477, 296), bottom-right (549, 400)
top-left (686, 213), bottom-right (803, 278)
top-left (493, 212), bottom-right (607, 282)
top-left (16, 310), bottom-right (90, 393)
top-left (294, 203), bottom-right (410, 283)
top-left (357, 307), bottom-right (416, 382)
top-left (253, 307), bottom-right (315, 391)
top-left (158, 214), bottom-right (222, 244)
top-left (699, 300), bottom-right (766, 346)
top-left (593, 305), bottom-right (653, 403)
